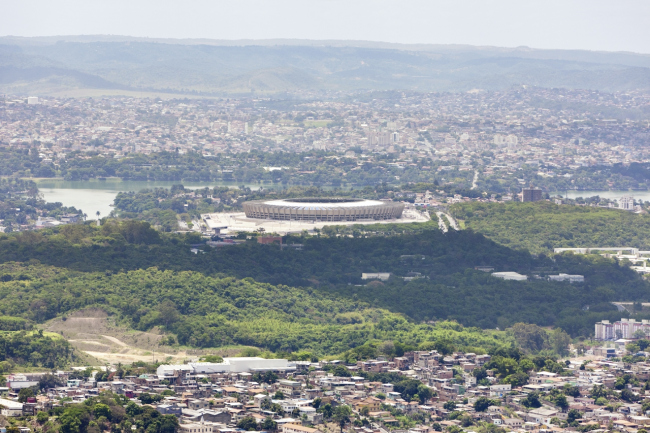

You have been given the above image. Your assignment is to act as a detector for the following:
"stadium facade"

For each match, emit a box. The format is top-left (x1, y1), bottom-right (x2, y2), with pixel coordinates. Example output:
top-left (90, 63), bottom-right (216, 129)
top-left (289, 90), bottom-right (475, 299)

top-left (242, 197), bottom-right (404, 222)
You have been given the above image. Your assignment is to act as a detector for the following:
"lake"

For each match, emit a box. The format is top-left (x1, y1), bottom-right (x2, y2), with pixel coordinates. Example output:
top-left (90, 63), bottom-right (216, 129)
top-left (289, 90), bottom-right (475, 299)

top-left (555, 190), bottom-right (650, 201)
top-left (35, 179), bottom-right (348, 218)
top-left (36, 180), bottom-right (650, 217)
top-left (36, 179), bottom-right (262, 218)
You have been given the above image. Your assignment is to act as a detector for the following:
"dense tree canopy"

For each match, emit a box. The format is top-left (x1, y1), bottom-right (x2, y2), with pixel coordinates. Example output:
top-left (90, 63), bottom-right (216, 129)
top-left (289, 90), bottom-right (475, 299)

top-left (0, 330), bottom-right (75, 370)
top-left (0, 219), bottom-right (647, 350)
top-left (451, 201), bottom-right (650, 254)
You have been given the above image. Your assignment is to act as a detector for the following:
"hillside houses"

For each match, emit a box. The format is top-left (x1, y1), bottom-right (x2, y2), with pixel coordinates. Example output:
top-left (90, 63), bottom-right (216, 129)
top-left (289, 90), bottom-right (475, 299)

top-left (5, 346), bottom-right (650, 433)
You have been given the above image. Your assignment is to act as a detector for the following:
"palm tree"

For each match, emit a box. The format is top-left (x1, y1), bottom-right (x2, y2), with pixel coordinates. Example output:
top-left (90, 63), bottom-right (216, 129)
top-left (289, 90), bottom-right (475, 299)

top-left (83, 213), bottom-right (87, 221)
top-left (96, 211), bottom-right (101, 226)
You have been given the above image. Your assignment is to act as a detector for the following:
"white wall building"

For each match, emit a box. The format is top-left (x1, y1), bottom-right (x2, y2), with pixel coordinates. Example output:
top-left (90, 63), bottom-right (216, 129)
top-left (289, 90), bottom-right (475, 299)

top-left (489, 384), bottom-right (511, 397)
top-left (157, 357), bottom-right (295, 379)
top-left (0, 398), bottom-right (23, 416)
top-left (362, 273), bottom-right (391, 281)
top-left (6, 374), bottom-right (38, 390)
top-left (491, 272), bottom-right (527, 281)
top-left (619, 196), bottom-right (635, 211)
top-left (493, 134), bottom-right (518, 148)
top-left (595, 318), bottom-right (650, 340)
top-left (282, 424), bottom-right (320, 433)
top-left (548, 273), bottom-right (584, 283)
top-left (178, 418), bottom-right (213, 433)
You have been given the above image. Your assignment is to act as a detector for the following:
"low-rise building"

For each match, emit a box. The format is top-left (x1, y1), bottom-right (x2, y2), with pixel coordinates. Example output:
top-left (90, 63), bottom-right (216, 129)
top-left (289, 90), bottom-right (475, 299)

top-left (361, 273), bottom-right (391, 281)
top-left (548, 273), bottom-right (584, 283)
top-left (489, 384), bottom-right (511, 397)
top-left (178, 420), bottom-right (213, 433)
top-left (0, 398), bottom-right (24, 417)
top-left (491, 272), bottom-right (527, 281)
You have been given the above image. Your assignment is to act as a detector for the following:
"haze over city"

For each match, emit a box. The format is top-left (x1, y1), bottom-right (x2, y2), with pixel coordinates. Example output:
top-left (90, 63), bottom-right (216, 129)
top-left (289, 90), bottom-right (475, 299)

top-left (3, 0), bottom-right (650, 53)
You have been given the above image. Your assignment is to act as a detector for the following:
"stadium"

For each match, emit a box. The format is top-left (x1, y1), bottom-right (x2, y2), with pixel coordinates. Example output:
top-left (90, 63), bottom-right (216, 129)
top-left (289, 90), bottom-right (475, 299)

top-left (242, 197), bottom-right (405, 222)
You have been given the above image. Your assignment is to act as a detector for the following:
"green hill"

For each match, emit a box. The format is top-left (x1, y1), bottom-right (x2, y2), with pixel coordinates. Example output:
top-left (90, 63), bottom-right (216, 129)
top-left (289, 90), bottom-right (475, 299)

top-left (451, 201), bottom-right (650, 254)
top-left (3, 38), bottom-right (650, 95)
top-left (0, 330), bottom-right (78, 373)
top-left (0, 220), bottom-right (647, 342)
top-left (0, 262), bottom-right (514, 355)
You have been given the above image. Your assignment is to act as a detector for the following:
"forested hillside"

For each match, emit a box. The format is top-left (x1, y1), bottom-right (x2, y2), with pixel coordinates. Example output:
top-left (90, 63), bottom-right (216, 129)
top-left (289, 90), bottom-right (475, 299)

top-left (0, 330), bottom-right (78, 373)
top-left (451, 201), bottom-right (650, 254)
top-left (0, 262), bottom-right (516, 355)
top-left (0, 221), bottom-right (647, 341)
top-left (0, 177), bottom-right (81, 231)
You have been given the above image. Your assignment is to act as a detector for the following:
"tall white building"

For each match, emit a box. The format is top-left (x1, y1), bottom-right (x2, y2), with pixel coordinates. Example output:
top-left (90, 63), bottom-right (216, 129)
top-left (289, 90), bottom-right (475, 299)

top-left (594, 320), bottom-right (614, 340)
top-left (506, 134), bottom-right (519, 148)
top-left (493, 134), bottom-right (518, 147)
top-left (367, 131), bottom-right (391, 146)
top-left (27, 96), bottom-right (39, 105)
top-left (619, 196), bottom-right (635, 211)
top-left (595, 318), bottom-right (650, 340)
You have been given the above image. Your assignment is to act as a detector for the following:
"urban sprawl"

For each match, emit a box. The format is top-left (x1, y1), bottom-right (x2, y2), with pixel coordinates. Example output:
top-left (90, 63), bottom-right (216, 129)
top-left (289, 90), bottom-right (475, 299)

top-left (2, 346), bottom-right (650, 433)
top-left (2, 88), bottom-right (650, 197)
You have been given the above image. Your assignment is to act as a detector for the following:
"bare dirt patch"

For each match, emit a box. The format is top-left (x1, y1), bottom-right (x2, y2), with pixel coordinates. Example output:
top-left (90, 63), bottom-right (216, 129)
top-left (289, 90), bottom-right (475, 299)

top-left (44, 309), bottom-right (186, 365)
top-left (43, 308), bottom-right (262, 366)
top-left (101, 335), bottom-right (128, 347)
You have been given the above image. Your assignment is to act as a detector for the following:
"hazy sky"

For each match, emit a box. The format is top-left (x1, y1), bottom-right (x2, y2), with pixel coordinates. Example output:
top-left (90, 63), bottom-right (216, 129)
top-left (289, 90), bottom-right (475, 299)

top-left (3, 0), bottom-right (650, 53)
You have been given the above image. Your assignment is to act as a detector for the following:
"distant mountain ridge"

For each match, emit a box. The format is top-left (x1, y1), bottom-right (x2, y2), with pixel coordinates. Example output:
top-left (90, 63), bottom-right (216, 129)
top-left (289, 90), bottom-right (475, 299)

top-left (1, 36), bottom-right (650, 96)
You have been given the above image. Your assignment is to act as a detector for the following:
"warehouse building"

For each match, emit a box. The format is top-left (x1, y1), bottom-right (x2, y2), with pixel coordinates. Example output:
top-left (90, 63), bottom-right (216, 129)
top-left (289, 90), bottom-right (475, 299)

top-left (156, 357), bottom-right (295, 379)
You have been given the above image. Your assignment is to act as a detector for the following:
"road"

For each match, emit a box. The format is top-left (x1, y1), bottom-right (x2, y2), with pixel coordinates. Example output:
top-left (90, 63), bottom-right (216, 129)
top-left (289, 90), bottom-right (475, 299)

top-left (102, 335), bottom-right (128, 347)
top-left (435, 212), bottom-right (448, 233)
top-left (442, 212), bottom-right (460, 230)
top-left (435, 212), bottom-right (459, 232)
top-left (610, 302), bottom-right (650, 313)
